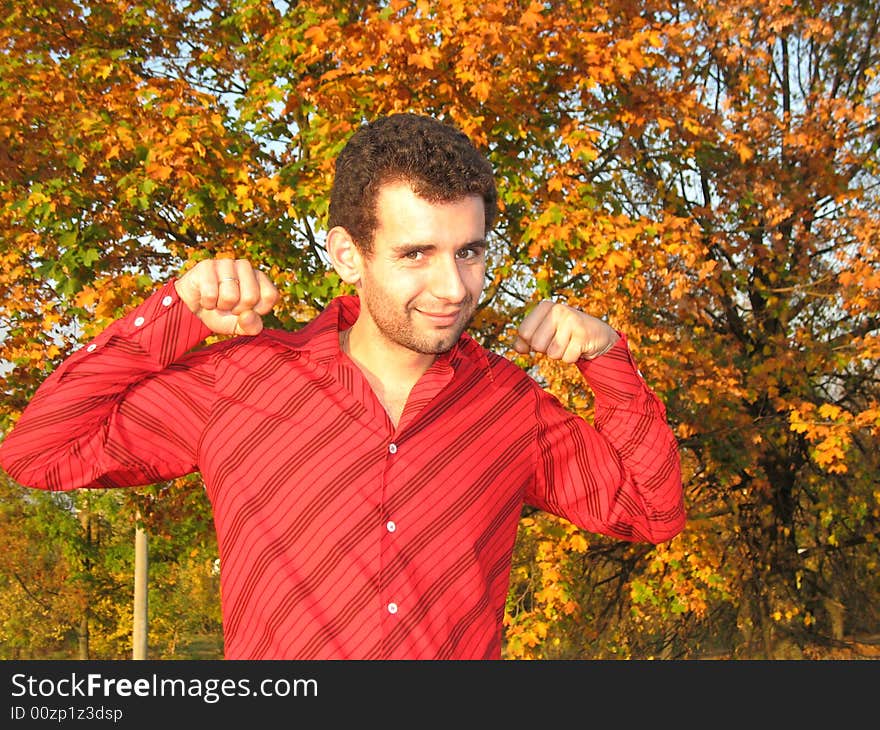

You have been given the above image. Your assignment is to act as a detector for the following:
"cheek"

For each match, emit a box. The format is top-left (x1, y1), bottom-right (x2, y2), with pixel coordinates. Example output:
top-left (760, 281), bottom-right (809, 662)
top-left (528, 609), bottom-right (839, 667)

top-left (393, 268), bottom-right (431, 294)
top-left (462, 264), bottom-right (486, 293)
top-left (369, 267), bottom-right (423, 306)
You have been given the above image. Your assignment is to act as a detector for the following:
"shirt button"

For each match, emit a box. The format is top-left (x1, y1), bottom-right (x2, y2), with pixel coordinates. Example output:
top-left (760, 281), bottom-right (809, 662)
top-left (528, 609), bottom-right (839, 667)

top-left (386, 520), bottom-right (396, 533)
top-left (387, 602), bottom-right (398, 615)
top-left (161, 295), bottom-right (173, 306)
top-left (388, 443), bottom-right (397, 454)
top-left (134, 316), bottom-right (145, 327)
top-left (86, 344), bottom-right (97, 352)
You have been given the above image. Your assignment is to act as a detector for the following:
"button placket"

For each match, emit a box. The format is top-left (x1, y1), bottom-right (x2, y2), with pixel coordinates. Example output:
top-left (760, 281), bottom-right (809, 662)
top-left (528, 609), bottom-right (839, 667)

top-left (383, 442), bottom-right (401, 622)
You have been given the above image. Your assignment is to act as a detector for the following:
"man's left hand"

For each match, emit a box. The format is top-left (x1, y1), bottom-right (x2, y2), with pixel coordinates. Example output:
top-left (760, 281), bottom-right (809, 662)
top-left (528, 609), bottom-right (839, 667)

top-left (512, 300), bottom-right (619, 363)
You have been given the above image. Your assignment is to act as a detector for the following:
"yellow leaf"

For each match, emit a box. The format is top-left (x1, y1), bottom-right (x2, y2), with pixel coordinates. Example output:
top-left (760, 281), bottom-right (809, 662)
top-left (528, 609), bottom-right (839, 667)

top-left (736, 142), bottom-right (753, 162)
top-left (818, 403), bottom-right (842, 420)
top-left (304, 25), bottom-right (329, 45)
top-left (407, 49), bottom-right (435, 70)
top-left (274, 187), bottom-right (294, 205)
top-left (568, 533), bottom-right (588, 552)
top-left (605, 250), bottom-right (630, 272)
top-left (471, 79), bottom-right (491, 102)
top-left (520, 1), bottom-right (542, 29)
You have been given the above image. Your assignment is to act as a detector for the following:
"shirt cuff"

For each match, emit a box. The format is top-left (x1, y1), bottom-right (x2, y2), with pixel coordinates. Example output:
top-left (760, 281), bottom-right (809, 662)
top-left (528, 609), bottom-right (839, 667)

top-left (78, 279), bottom-right (212, 368)
top-left (575, 332), bottom-right (646, 402)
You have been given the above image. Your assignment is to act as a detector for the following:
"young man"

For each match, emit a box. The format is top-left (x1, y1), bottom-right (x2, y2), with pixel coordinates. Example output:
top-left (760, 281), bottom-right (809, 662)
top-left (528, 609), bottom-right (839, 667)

top-left (0, 113), bottom-right (686, 659)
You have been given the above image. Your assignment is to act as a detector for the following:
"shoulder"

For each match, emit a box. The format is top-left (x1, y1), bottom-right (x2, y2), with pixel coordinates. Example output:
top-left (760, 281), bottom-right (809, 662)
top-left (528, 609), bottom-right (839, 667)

top-left (458, 334), bottom-right (540, 394)
top-left (217, 325), bottom-right (316, 356)
top-left (207, 298), bottom-right (345, 358)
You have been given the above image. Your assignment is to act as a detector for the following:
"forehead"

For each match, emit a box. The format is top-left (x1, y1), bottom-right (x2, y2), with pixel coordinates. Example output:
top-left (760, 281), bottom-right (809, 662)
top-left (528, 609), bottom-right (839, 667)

top-left (373, 182), bottom-right (486, 246)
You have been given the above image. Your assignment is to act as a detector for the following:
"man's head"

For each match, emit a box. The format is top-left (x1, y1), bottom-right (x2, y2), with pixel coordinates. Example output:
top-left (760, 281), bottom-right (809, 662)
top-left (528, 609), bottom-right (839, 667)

top-left (328, 113), bottom-right (497, 254)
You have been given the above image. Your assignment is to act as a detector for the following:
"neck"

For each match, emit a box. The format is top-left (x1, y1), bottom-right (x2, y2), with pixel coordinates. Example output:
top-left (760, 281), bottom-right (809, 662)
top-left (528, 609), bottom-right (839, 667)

top-left (342, 318), bottom-right (436, 383)
top-left (340, 319), bottom-right (435, 427)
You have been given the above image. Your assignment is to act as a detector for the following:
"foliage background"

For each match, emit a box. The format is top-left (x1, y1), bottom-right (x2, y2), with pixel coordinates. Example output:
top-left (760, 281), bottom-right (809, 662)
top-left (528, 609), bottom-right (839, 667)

top-left (1, 0), bottom-right (878, 659)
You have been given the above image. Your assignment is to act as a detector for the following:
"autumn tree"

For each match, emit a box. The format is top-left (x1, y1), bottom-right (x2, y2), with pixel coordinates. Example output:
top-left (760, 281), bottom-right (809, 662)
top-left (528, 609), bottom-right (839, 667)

top-left (499, 0), bottom-right (880, 658)
top-left (0, 473), bottom-right (81, 658)
top-left (0, 0), bottom-right (259, 658)
top-left (621, 0), bottom-right (880, 658)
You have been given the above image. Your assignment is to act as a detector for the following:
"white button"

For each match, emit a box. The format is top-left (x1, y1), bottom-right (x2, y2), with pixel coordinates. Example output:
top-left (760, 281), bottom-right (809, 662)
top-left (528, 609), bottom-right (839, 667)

top-left (387, 602), bottom-right (398, 614)
top-left (388, 443), bottom-right (397, 454)
top-left (161, 295), bottom-right (173, 306)
top-left (134, 316), bottom-right (145, 327)
top-left (86, 344), bottom-right (97, 352)
top-left (386, 520), bottom-right (396, 533)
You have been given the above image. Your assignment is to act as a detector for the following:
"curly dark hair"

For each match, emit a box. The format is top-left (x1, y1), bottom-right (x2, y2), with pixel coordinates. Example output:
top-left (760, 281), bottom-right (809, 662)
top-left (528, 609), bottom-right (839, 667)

top-left (328, 113), bottom-right (497, 253)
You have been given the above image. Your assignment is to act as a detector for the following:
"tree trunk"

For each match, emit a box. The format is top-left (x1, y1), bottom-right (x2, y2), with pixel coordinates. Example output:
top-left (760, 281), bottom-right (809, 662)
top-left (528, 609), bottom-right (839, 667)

top-left (133, 511), bottom-right (148, 659)
top-left (77, 614), bottom-right (89, 660)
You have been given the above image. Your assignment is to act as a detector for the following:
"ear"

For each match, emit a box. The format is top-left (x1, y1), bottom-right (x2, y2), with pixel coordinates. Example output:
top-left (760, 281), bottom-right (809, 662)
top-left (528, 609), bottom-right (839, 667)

top-left (326, 226), bottom-right (363, 286)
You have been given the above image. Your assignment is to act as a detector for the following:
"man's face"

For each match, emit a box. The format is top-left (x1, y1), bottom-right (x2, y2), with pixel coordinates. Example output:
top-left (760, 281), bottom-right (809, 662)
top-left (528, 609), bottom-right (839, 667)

top-left (357, 182), bottom-right (487, 356)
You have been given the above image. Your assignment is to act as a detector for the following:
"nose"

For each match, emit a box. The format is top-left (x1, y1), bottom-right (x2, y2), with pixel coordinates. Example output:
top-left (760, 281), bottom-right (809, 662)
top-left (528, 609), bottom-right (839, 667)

top-left (429, 254), bottom-right (467, 302)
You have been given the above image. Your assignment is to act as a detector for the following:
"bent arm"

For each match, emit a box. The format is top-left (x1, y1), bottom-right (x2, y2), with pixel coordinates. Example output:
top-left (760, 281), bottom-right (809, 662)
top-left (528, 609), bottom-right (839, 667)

top-left (527, 334), bottom-right (686, 544)
top-left (0, 281), bottom-right (214, 491)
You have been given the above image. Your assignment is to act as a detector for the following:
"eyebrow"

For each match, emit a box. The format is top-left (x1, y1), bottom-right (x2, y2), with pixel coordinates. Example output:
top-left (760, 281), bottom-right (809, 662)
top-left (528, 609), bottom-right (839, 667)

top-left (391, 239), bottom-right (487, 255)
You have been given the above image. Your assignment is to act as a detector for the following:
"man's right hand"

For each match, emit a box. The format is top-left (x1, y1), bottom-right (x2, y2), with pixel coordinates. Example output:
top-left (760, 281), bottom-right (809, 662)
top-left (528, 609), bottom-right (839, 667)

top-left (174, 258), bottom-right (279, 336)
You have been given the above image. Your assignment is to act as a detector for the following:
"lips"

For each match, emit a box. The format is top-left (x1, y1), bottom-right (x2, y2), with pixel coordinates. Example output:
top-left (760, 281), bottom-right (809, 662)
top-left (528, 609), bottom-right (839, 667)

top-left (417, 310), bottom-right (461, 326)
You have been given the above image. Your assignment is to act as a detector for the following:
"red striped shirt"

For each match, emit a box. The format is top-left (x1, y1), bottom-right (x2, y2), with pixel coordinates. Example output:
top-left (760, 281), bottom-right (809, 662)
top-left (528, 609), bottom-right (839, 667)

top-left (0, 281), bottom-right (685, 659)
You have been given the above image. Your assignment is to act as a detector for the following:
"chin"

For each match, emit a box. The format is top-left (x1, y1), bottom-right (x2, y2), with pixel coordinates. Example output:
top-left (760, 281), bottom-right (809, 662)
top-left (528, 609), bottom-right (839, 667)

top-left (410, 336), bottom-right (457, 355)
top-left (430, 336), bottom-right (461, 354)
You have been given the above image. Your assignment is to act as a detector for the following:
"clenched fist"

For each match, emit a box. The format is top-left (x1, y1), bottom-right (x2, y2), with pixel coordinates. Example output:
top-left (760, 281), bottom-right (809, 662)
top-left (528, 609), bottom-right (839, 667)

top-left (512, 300), bottom-right (619, 363)
top-left (174, 258), bottom-right (279, 336)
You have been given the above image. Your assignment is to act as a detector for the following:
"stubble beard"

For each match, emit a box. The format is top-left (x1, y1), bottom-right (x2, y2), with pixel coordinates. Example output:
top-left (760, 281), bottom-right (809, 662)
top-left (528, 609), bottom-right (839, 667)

top-left (362, 287), bottom-right (477, 355)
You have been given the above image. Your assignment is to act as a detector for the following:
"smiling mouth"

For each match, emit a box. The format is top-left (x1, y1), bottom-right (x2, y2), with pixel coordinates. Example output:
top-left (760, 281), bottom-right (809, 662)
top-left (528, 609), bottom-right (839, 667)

top-left (417, 310), bottom-right (461, 326)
